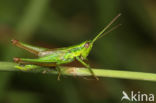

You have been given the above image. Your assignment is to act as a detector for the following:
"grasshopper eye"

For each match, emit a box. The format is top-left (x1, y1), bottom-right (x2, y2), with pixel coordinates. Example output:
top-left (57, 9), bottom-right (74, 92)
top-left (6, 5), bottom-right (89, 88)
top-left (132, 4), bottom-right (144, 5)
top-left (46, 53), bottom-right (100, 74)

top-left (84, 42), bottom-right (90, 48)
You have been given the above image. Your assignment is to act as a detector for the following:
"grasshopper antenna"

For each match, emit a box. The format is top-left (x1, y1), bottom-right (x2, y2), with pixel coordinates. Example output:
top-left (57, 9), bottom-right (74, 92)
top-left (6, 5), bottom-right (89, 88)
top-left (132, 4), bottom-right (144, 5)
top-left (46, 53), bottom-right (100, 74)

top-left (97, 23), bottom-right (122, 40)
top-left (92, 13), bottom-right (121, 44)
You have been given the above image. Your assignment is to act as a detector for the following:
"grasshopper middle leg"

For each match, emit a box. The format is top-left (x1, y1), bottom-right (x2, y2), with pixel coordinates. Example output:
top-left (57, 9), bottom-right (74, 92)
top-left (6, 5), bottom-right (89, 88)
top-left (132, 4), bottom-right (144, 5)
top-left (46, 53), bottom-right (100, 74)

top-left (56, 66), bottom-right (61, 80)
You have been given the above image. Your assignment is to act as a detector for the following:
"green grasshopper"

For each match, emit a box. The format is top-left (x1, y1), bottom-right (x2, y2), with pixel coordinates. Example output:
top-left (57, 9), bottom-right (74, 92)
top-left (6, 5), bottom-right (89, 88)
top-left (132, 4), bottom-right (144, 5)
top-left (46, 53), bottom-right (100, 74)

top-left (12, 13), bottom-right (121, 80)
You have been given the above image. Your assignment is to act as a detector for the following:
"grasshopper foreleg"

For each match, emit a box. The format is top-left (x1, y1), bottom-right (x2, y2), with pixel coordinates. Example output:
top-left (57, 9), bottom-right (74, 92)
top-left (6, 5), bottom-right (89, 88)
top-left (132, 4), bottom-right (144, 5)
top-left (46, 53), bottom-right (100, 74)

top-left (76, 57), bottom-right (99, 80)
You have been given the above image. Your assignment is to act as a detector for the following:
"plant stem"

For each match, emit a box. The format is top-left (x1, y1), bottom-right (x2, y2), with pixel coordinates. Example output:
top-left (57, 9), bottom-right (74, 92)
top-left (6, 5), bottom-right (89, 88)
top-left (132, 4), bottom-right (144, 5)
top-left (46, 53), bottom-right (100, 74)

top-left (0, 62), bottom-right (156, 82)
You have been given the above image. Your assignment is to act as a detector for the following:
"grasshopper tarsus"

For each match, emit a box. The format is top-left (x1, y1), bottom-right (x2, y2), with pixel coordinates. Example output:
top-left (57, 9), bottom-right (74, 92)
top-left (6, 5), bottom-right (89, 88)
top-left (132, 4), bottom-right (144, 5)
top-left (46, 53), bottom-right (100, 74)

top-left (42, 70), bottom-right (47, 74)
top-left (57, 76), bottom-right (60, 81)
top-left (95, 76), bottom-right (99, 80)
top-left (56, 66), bottom-right (61, 81)
top-left (88, 67), bottom-right (99, 80)
top-left (83, 77), bottom-right (98, 81)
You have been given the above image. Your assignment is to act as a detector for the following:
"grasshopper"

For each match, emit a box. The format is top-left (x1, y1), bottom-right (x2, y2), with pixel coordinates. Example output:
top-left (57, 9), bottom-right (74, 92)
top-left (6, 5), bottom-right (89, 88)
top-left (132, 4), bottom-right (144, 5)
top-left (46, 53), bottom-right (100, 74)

top-left (12, 13), bottom-right (121, 80)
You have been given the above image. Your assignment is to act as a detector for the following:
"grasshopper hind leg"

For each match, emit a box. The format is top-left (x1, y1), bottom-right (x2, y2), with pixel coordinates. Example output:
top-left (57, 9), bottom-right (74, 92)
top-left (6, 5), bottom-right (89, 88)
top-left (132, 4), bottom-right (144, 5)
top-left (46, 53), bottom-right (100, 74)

top-left (13, 57), bottom-right (62, 80)
top-left (11, 39), bottom-right (48, 56)
top-left (13, 57), bottom-right (56, 67)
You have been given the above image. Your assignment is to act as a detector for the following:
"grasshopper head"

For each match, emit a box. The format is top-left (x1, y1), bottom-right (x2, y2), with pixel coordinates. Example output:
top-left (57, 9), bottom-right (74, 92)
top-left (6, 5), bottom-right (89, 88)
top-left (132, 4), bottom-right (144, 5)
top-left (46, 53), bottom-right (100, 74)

top-left (81, 40), bottom-right (93, 59)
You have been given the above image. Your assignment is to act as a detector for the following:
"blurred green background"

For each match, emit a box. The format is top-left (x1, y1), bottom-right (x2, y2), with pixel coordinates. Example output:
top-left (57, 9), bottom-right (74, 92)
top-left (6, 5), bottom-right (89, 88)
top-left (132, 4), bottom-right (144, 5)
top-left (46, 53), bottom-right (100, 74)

top-left (0, 0), bottom-right (156, 103)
